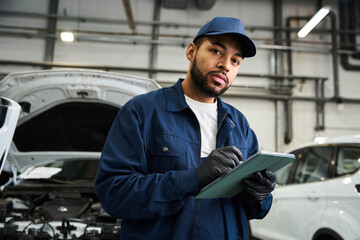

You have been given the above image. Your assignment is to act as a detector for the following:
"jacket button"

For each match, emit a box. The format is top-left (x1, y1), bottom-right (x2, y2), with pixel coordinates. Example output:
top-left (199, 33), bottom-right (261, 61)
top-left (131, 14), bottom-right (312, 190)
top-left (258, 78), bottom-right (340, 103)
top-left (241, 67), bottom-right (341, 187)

top-left (231, 120), bottom-right (234, 125)
top-left (163, 147), bottom-right (168, 152)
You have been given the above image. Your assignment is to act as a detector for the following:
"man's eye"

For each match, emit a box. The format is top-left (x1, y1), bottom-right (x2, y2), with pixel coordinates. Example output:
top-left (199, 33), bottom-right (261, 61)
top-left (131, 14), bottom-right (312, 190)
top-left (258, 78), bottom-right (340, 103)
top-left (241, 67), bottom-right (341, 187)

top-left (232, 59), bottom-right (240, 65)
top-left (212, 49), bottom-right (221, 55)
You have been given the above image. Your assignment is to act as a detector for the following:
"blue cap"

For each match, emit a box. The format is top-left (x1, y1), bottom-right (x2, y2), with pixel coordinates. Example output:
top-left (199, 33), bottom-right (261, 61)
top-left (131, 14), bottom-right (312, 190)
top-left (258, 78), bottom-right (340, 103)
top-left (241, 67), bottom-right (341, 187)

top-left (193, 17), bottom-right (256, 58)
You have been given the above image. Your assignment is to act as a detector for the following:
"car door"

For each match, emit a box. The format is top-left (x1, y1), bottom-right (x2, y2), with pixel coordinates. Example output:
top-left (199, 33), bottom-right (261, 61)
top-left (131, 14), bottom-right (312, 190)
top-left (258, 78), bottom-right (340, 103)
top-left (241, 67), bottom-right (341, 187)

top-left (249, 156), bottom-right (295, 240)
top-left (273, 146), bottom-right (333, 240)
top-left (321, 145), bottom-right (360, 240)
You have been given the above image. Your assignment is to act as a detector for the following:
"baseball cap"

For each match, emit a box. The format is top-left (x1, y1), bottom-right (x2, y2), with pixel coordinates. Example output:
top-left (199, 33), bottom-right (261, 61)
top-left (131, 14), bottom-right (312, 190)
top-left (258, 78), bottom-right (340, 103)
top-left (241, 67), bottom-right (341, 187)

top-left (193, 17), bottom-right (256, 58)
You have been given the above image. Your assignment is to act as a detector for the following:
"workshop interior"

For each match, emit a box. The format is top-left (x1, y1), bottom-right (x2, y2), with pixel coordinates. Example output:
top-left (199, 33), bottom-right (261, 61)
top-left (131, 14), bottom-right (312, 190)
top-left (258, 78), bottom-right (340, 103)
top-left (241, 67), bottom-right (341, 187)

top-left (0, 0), bottom-right (359, 239)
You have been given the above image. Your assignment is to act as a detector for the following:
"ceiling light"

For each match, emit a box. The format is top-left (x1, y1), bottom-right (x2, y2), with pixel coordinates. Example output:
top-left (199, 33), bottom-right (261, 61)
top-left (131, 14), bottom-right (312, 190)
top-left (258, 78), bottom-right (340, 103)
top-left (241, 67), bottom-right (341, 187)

top-left (60, 32), bottom-right (75, 42)
top-left (297, 6), bottom-right (331, 38)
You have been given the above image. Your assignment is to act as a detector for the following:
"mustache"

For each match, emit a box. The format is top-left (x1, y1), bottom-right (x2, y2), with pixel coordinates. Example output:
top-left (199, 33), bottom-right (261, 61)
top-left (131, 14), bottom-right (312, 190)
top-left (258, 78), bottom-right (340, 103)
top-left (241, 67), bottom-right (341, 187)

top-left (208, 70), bottom-right (228, 82)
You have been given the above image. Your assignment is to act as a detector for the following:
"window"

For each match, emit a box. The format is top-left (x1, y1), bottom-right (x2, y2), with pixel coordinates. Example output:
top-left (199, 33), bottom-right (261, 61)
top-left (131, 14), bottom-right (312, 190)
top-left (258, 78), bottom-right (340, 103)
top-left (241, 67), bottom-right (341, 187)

top-left (336, 147), bottom-right (360, 176)
top-left (293, 146), bottom-right (332, 184)
top-left (276, 159), bottom-right (295, 186)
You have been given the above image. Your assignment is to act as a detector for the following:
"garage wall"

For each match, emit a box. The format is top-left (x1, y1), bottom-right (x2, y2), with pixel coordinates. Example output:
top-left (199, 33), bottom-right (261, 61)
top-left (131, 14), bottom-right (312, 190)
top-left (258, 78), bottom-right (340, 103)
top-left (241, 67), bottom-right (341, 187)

top-left (0, 0), bottom-right (359, 152)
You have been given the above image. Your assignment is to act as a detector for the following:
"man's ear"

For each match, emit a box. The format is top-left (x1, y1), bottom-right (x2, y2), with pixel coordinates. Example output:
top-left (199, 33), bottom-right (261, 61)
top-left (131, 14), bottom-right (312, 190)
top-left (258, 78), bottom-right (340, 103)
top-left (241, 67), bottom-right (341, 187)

top-left (186, 43), bottom-right (197, 62)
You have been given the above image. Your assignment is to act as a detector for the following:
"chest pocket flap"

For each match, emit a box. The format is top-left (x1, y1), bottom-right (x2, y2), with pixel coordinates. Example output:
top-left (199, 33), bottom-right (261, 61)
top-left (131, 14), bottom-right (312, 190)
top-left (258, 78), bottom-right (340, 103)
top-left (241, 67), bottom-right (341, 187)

top-left (147, 134), bottom-right (188, 173)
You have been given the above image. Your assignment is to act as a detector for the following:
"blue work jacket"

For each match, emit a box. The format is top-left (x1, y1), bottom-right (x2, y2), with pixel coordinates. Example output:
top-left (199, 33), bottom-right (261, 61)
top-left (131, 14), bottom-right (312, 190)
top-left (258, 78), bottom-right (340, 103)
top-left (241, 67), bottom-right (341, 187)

top-left (95, 79), bottom-right (273, 240)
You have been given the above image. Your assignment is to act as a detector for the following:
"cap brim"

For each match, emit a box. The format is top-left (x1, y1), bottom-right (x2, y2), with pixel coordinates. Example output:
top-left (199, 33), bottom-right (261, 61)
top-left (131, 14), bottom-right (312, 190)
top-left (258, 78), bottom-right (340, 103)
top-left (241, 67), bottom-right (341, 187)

top-left (194, 32), bottom-right (256, 58)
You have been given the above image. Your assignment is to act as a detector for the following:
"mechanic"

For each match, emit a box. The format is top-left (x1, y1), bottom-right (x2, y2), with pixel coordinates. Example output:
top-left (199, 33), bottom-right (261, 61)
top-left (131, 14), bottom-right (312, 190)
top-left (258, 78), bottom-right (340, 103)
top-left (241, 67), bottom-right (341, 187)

top-left (95, 16), bottom-right (276, 240)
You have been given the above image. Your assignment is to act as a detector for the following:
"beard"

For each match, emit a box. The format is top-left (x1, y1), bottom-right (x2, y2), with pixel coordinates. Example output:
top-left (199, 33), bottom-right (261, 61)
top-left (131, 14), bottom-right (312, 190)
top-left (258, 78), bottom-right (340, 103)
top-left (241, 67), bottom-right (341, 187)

top-left (190, 56), bottom-right (230, 98)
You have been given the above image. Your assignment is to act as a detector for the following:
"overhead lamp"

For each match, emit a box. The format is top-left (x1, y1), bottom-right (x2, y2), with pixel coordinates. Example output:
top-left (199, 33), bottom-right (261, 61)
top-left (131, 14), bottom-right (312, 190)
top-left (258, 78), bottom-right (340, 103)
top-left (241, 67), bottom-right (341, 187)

top-left (60, 31), bottom-right (75, 42)
top-left (297, 6), bottom-right (331, 38)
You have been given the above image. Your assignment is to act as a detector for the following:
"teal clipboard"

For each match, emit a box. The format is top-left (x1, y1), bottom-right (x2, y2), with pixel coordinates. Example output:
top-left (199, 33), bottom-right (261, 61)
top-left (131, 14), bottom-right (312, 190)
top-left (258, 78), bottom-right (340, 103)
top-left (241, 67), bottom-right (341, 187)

top-left (195, 151), bottom-right (296, 199)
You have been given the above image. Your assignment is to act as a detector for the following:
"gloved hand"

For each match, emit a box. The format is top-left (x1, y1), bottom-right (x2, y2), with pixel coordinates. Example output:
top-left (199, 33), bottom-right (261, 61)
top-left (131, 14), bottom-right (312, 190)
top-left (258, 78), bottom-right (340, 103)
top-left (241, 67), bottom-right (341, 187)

top-left (241, 169), bottom-right (277, 202)
top-left (198, 146), bottom-right (243, 190)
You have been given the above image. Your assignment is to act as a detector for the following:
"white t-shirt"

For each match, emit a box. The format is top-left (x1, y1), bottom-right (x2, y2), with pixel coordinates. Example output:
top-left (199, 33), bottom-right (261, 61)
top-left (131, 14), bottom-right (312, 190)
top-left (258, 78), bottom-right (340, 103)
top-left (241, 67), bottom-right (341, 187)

top-left (185, 95), bottom-right (218, 157)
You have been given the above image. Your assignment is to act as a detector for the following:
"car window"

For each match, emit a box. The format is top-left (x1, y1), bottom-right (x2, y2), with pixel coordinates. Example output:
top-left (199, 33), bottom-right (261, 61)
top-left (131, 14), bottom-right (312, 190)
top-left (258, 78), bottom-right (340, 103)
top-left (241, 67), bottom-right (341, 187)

top-left (293, 146), bottom-right (332, 184)
top-left (336, 147), bottom-right (360, 176)
top-left (275, 149), bottom-right (301, 186)
top-left (275, 162), bottom-right (293, 186)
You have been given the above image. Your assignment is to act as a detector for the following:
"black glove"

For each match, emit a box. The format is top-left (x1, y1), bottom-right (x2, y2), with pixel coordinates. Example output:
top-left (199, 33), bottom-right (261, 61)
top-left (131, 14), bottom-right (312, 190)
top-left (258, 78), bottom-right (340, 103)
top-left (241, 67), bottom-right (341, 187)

top-left (198, 146), bottom-right (243, 190)
top-left (242, 169), bottom-right (277, 202)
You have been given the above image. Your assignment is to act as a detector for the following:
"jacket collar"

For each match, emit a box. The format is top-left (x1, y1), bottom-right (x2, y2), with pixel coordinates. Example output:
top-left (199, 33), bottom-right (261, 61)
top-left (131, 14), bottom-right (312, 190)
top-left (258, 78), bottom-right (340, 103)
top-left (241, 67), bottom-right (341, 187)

top-left (165, 78), bottom-right (188, 112)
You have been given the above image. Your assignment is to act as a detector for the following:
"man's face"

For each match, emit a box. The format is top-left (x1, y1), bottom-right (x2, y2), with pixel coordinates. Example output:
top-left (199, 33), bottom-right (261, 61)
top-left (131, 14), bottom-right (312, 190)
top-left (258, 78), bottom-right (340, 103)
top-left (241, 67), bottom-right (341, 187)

top-left (189, 34), bottom-right (244, 98)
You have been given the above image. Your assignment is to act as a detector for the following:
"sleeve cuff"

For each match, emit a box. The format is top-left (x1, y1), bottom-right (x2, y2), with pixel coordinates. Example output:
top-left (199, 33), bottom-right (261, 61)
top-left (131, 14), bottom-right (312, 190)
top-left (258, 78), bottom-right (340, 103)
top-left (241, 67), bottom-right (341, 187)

top-left (179, 168), bottom-right (199, 198)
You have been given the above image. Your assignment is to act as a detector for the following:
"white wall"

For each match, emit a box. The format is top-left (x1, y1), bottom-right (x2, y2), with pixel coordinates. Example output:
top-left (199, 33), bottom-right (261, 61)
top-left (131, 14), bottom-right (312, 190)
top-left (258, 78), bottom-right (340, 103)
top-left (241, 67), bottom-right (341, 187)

top-left (0, 0), bottom-right (359, 152)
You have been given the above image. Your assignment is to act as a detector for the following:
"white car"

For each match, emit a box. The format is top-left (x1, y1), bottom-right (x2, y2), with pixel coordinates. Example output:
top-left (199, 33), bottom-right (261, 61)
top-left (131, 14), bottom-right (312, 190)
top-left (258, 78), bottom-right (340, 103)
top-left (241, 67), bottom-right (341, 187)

top-left (249, 135), bottom-right (360, 240)
top-left (0, 70), bottom-right (160, 240)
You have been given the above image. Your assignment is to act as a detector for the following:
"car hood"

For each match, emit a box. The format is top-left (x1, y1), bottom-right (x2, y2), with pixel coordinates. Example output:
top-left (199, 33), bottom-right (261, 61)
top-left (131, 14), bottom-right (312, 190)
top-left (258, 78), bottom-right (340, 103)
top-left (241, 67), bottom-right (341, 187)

top-left (0, 69), bottom-right (160, 173)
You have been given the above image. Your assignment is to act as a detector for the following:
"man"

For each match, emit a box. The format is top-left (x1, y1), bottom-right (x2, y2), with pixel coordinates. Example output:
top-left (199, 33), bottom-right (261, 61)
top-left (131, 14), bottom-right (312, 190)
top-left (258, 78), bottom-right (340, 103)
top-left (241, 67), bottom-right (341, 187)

top-left (95, 17), bottom-right (276, 240)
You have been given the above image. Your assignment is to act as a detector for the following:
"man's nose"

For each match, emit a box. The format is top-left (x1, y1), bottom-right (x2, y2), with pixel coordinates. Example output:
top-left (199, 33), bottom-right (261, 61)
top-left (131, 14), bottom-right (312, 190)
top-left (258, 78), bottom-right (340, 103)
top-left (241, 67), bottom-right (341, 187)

top-left (217, 56), bottom-right (231, 71)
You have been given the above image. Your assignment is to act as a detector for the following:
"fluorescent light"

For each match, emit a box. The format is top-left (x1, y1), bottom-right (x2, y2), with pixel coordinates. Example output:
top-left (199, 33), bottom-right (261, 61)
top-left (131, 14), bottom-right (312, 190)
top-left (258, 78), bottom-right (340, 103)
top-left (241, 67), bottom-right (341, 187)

top-left (60, 32), bottom-right (75, 42)
top-left (297, 6), bottom-right (331, 38)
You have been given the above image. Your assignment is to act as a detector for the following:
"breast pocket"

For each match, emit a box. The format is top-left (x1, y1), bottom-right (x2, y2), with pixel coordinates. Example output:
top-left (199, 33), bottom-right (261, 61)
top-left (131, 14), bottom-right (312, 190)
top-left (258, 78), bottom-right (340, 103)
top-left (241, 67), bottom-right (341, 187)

top-left (146, 134), bottom-right (188, 173)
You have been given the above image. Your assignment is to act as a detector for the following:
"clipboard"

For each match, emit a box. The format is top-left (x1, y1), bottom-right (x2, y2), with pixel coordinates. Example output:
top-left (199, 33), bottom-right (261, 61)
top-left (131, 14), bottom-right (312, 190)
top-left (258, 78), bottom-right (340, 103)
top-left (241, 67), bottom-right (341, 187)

top-left (195, 151), bottom-right (296, 199)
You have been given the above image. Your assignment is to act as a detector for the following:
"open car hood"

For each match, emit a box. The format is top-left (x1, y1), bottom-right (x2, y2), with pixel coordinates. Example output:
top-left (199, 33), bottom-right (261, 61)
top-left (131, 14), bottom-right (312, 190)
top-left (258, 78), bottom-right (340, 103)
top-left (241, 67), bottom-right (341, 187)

top-left (0, 97), bottom-right (21, 175)
top-left (0, 69), bottom-right (160, 173)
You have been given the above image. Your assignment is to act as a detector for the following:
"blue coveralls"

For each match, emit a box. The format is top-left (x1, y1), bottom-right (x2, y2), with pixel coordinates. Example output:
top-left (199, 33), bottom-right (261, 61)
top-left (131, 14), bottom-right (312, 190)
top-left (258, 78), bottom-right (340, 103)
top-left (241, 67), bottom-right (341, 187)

top-left (95, 79), bottom-right (272, 240)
